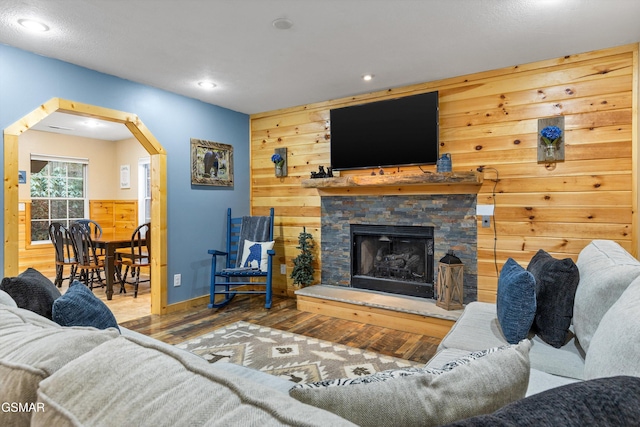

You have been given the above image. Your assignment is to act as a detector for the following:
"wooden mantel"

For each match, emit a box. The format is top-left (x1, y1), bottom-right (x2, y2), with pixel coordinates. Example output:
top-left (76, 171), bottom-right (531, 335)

top-left (301, 171), bottom-right (484, 196)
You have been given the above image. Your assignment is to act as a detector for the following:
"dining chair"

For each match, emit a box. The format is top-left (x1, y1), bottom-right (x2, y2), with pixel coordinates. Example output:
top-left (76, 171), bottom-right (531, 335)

top-left (48, 222), bottom-right (78, 288)
top-left (74, 219), bottom-right (105, 257)
top-left (68, 222), bottom-right (105, 290)
top-left (74, 219), bottom-right (103, 238)
top-left (115, 222), bottom-right (151, 298)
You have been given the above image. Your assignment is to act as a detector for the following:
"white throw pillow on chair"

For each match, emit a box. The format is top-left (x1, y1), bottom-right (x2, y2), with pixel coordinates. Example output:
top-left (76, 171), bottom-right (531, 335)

top-left (239, 240), bottom-right (274, 271)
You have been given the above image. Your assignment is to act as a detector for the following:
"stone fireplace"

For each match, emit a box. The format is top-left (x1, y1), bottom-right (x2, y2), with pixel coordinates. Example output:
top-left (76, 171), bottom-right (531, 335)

top-left (320, 194), bottom-right (478, 303)
top-left (351, 224), bottom-right (435, 298)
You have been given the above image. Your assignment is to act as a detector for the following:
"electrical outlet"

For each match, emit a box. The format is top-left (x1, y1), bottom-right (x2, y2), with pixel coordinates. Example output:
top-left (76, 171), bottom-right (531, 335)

top-left (173, 273), bottom-right (181, 287)
top-left (280, 264), bottom-right (286, 275)
top-left (482, 216), bottom-right (491, 228)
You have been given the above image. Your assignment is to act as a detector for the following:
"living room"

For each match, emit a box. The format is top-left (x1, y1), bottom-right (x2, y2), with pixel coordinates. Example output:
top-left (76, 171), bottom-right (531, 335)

top-left (1, 1), bottom-right (639, 315)
top-left (2, 1), bottom-right (640, 425)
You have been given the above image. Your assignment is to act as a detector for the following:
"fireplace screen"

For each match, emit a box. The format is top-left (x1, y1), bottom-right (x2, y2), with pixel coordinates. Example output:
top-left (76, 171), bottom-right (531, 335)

top-left (351, 224), bottom-right (434, 298)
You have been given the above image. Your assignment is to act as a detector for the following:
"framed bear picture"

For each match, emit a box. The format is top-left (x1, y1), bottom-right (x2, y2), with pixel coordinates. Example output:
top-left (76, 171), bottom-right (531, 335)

top-left (190, 138), bottom-right (234, 187)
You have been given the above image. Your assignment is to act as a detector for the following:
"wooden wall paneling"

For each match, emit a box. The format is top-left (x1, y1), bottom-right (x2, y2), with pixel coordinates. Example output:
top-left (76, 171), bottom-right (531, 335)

top-left (17, 199), bottom-right (139, 279)
top-left (89, 201), bottom-right (115, 229)
top-left (633, 44), bottom-right (639, 258)
top-left (250, 43), bottom-right (638, 302)
top-left (17, 203), bottom-right (56, 277)
top-left (114, 201), bottom-right (138, 230)
top-left (89, 200), bottom-right (137, 232)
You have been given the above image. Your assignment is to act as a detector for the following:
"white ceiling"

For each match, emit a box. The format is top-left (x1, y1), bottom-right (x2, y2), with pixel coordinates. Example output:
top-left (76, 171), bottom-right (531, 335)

top-left (30, 112), bottom-right (132, 141)
top-left (1, 0), bottom-right (640, 117)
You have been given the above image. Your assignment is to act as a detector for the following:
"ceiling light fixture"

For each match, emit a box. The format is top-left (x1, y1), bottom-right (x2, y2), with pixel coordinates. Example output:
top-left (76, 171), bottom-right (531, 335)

top-left (47, 125), bottom-right (74, 131)
top-left (18, 18), bottom-right (50, 32)
top-left (363, 74), bottom-right (374, 81)
top-left (272, 18), bottom-right (293, 30)
top-left (198, 81), bottom-right (217, 89)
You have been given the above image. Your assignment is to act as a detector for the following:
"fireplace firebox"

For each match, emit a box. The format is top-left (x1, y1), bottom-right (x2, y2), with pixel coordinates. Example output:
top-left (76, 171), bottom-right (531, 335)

top-left (350, 224), bottom-right (435, 298)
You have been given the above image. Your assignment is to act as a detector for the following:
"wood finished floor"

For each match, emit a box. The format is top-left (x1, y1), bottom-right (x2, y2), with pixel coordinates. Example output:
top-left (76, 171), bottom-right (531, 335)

top-left (120, 294), bottom-right (442, 364)
top-left (56, 275), bottom-right (152, 324)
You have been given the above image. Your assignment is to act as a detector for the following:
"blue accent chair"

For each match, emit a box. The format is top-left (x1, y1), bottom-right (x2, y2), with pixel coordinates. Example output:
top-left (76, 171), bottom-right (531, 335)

top-left (208, 208), bottom-right (275, 309)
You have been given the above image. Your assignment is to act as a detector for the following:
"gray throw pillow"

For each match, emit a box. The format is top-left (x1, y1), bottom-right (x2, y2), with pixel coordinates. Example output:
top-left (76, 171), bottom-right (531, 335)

top-left (573, 240), bottom-right (640, 353)
top-left (52, 281), bottom-right (119, 331)
top-left (442, 376), bottom-right (640, 427)
top-left (0, 268), bottom-right (61, 319)
top-left (497, 258), bottom-right (536, 344)
top-left (527, 249), bottom-right (579, 348)
top-left (290, 340), bottom-right (531, 427)
top-left (292, 345), bottom-right (514, 390)
top-left (584, 276), bottom-right (640, 379)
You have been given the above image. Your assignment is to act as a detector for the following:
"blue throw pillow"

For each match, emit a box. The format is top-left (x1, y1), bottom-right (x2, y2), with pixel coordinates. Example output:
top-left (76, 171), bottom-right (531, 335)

top-left (52, 281), bottom-right (119, 331)
top-left (497, 258), bottom-right (536, 344)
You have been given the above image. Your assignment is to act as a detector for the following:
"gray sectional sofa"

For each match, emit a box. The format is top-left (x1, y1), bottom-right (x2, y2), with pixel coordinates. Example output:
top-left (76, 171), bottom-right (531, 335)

top-left (0, 301), bottom-right (354, 426)
top-left (429, 239), bottom-right (640, 395)
top-left (1, 239), bottom-right (639, 426)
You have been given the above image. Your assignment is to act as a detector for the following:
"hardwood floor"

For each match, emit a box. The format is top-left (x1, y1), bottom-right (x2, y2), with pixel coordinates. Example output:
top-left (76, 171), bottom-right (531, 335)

top-left (119, 294), bottom-right (442, 364)
top-left (54, 272), bottom-right (152, 324)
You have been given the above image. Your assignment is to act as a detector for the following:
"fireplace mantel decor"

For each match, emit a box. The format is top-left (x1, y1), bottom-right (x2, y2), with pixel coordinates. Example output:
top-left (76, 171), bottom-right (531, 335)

top-left (302, 171), bottom-right (483, 196)
top-left (436, 251), bottom-right (465, 310)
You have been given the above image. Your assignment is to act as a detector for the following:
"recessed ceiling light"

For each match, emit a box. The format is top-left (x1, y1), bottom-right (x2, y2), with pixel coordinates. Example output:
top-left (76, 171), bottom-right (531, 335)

top-left (272, 18), bottom-right (293, 30)
top-left (363, 74), bottom-right (374, 81)
top-left (18, 18), bottom-right (49, 32)
top-left (198, 81), bottom-right (217, 89)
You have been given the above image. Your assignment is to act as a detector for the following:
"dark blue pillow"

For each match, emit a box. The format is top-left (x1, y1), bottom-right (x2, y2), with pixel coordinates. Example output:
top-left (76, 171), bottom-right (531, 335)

top-left (497, 258), bottom-right (536, 344)
top-left (52, 281), bottom-right (119, 331)
top-left (441, 376), bottom-right (640, 427)
top-left (527, 249), bottom-right (580, 348)
top-left (0, 267), bottom-right (61, 319)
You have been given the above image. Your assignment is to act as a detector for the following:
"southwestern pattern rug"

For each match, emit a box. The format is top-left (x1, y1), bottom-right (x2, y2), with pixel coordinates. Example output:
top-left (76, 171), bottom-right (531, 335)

top-left (175, 321), bottom-right (423, 384)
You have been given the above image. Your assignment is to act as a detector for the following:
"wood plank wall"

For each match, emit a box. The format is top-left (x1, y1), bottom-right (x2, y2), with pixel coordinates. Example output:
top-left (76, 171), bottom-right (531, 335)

top-left (90, 200), bottom-right (139, 232)
top-left (17, 200), bottom-right (138, 278)
top-left (250, 44), bottom-right (638, 302)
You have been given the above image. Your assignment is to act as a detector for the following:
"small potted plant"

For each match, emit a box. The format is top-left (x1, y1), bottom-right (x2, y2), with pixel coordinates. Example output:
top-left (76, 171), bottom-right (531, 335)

top-left (291, 227), bottom-right (314, 287)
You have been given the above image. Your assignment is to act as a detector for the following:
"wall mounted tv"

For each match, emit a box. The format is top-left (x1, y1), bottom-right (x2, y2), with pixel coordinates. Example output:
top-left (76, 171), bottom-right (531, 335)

top-left (329, 91), bottom-right (439, 171)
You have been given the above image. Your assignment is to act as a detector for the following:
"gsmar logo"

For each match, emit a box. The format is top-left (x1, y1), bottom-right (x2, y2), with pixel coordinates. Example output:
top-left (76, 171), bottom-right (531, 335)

top-left (2, 402), bottom-right (45, 413)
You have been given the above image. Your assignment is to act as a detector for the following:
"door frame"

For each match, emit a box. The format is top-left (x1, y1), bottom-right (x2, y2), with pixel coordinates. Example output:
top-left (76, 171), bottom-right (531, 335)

top-left (4, 98), bottom-right (168, 314)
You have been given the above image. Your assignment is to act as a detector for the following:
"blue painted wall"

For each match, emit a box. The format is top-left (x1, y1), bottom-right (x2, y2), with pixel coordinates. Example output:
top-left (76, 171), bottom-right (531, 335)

top-left (0, 44), bottom-right (250, 305)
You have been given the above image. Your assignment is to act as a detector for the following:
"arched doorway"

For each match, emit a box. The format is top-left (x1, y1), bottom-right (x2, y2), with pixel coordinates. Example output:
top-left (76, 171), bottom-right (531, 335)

top-left (4, 98), bottom-right (167, 314)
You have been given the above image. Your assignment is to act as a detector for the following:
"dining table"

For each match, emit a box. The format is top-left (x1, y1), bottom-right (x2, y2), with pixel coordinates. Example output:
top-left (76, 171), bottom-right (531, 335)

top-left (92, 230), bottom-right (138, 300)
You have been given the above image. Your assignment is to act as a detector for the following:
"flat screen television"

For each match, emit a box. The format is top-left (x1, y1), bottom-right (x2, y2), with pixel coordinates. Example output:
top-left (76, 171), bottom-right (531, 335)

top-left (329, 91), bottom-right (439, 171)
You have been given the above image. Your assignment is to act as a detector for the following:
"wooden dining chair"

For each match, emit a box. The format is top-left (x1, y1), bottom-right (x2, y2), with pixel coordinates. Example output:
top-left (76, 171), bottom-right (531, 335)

top-left (74, 219), bottom-right (103, 238)
top-left (48, 222), bottom-right (78, 288)
top-left (115, 223), bottom-right (150, 298)
top-left (74, 219), bottom-right (105, 257)
top-left (68, 222), bottom-right (105, 290)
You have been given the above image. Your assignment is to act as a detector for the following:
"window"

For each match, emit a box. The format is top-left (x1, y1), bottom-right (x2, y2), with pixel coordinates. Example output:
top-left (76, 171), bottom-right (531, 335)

top-left (139, 158), bottom-right (151, 225)
top-left (30, 155), bottom-right (88, 243)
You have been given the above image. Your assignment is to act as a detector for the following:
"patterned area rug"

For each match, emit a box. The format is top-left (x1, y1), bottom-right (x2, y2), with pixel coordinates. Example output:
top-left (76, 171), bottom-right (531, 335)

top-left (175, 321), bottom-right (423, 384)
